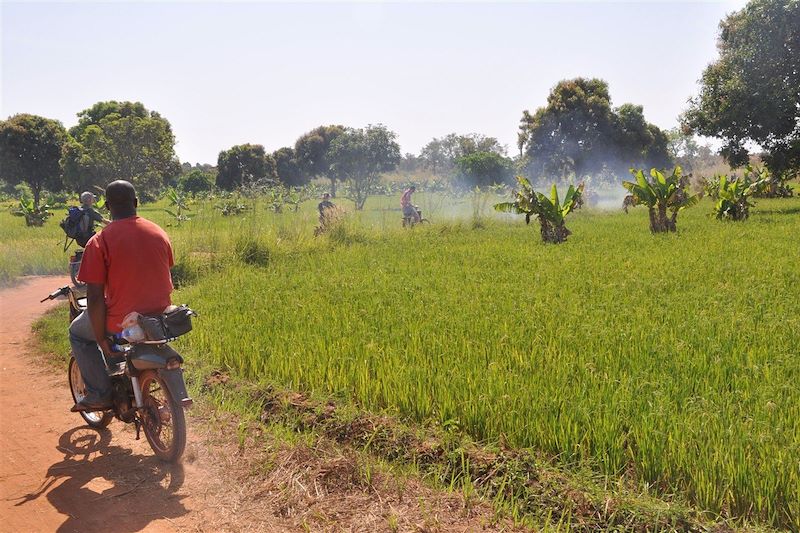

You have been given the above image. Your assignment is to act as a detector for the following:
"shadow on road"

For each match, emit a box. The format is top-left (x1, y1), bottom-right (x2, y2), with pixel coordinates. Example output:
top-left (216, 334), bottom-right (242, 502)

top-left (13, 426), bottom-right (188, 532)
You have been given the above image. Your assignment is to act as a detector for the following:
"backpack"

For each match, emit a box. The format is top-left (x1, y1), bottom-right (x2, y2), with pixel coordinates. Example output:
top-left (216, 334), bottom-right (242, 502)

top-left (60, 207), bottom-right (92, 249)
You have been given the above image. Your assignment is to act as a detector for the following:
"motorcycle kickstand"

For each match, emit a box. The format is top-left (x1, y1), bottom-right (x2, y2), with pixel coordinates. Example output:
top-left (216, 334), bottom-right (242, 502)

top-left (134, 417), bottom-right (141, 440)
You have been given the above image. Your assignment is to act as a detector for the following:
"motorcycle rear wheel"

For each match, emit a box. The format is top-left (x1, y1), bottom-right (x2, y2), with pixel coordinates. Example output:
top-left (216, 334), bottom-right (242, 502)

top-left (139, 370), bottom-right (186, 462)
top-left (68, 356), bottom-right (113, 428)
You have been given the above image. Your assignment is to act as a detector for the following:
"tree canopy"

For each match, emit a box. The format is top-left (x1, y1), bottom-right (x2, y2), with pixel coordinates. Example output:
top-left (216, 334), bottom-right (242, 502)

top-left (329, 124), bottom-right (401, 210)
top-left (61, 101), bottom-right (180, 200)
top-left (179, 169), bottom-right (215, 195)
top-left (0, 113), bottom-right (67, 208)
top-left (682, 0), bottom-right (800, 177)
top-left (518, 78), bottom-right (671, 182)
top-left (420, 133), bottom-right (506, 176)
top-left (454, 151), bottom-right (514, 188)
top-left (294, 125), bottom-right (345, 195)
top-left (272, 147), bottom-right (304, 186)
top-left (216, 144), bottom-right (276, 190)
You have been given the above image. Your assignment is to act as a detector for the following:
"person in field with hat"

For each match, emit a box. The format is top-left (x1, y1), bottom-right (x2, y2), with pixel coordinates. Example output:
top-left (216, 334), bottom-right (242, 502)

top-left (318, 192), bottom-right (336, 226)
top-left (77, 191), bottom-right (110, 247)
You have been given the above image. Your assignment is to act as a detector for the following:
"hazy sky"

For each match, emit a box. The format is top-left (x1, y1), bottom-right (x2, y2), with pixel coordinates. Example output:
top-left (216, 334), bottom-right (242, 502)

top-left (2, 1), bottom-right (747, 165)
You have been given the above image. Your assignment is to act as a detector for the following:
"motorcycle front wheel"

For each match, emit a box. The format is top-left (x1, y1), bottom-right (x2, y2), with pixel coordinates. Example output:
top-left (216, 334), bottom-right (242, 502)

top-left (68, 356), bottom-right (113, 428)
top-left (139, 370), bottom-right (186, 462)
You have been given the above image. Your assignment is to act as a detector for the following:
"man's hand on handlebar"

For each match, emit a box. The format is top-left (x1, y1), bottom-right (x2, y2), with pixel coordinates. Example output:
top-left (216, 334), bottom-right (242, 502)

top-left (97, 337), bottom-right (114, 358)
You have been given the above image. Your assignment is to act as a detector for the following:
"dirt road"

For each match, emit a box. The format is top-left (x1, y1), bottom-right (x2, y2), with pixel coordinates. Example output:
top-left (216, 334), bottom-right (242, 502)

top-left (0, 277), bottom-right (223, 533)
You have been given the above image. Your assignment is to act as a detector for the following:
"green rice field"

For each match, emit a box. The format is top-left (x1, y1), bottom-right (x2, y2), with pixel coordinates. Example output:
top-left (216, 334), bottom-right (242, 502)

top-left (6, 192), bottom-right (800, 528)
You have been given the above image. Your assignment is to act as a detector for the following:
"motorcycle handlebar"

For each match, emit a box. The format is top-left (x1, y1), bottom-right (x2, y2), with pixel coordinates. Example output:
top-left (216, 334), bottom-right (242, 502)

top-left (40, 286), bottom-right (70, 303)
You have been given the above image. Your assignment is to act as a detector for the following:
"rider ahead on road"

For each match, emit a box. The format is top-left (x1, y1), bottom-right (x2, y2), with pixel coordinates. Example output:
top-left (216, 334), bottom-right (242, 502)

top-left (401, 185), bottom-right (420, 224)
top-left (69, 180), bottom-right (175, 412)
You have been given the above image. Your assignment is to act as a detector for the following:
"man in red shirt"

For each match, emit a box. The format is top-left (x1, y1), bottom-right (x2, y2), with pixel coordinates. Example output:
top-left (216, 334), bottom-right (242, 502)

top-left (401, 185), bottom-right (420, 224)
top-left (69, 180), bottom-right (174, 412)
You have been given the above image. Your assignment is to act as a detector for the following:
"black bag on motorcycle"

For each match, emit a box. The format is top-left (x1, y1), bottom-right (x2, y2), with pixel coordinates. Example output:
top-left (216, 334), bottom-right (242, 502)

top-left (138, 305), bottom-right (195, 341)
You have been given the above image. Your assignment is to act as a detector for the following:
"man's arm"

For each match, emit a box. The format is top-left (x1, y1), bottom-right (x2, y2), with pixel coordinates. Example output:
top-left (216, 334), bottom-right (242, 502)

top-left (87, 207), bottom-right (110, 226)
top-left (86, 283), bottom-right (111, 356)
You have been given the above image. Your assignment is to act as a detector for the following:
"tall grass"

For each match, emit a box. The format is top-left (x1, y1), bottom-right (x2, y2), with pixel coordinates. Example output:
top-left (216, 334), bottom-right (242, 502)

top-left (4, 192), bottom-right (799, 528)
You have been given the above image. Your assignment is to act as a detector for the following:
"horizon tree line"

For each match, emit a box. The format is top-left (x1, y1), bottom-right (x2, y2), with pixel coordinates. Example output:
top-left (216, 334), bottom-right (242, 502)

top-left (2, 0), bottom-right (797, 208)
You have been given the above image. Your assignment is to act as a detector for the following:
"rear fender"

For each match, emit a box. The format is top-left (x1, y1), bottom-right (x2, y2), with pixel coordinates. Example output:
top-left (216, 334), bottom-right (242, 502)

top-left (129, 344), bottom-right (183, 370)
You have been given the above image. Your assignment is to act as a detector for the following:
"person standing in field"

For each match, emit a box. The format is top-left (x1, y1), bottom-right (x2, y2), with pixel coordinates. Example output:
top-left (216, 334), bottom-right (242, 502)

top-left (69, 180), bottom-right (175, 412)
top-left (318, 193), bottom-right (335, 225)
top-left (77, 191), bottom-right (110, 247)
top-left (401, 185), bottom-right (420, 224)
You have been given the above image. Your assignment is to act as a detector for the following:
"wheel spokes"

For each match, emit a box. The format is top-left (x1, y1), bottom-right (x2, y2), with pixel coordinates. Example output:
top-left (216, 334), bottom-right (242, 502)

top-left (142, 378), bottom-right (175, 451)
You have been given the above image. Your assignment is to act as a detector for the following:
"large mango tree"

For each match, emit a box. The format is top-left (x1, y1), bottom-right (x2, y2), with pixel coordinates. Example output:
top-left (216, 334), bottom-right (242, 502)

top-left (622, 167), bottom-right (698, 233)
top-left (494, 177), bottom-right (583, 243)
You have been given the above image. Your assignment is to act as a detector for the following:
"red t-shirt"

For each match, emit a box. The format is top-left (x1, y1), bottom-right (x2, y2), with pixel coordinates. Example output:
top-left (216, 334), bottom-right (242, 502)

top-left (78, 216), bottom-right (174, 333)
top-left (400, 189), bottom-right (414, 208)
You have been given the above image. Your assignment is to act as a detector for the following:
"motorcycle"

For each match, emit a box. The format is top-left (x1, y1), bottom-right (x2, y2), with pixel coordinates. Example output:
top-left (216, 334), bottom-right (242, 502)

top-left (401, 206), bottom-right (429, 228)
top-left (41, 286), bottom-right (194, 462)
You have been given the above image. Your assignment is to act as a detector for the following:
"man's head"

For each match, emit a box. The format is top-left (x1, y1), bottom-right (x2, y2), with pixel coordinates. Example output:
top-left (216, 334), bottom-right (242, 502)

top-left (80, 192), bottom-right (96, 206)
top-left (105, 180), bottom-right (138, 219)
top-left (322, 193), bottom-right (331, 200)
top-left (409, 185), bottom-right (416, 192)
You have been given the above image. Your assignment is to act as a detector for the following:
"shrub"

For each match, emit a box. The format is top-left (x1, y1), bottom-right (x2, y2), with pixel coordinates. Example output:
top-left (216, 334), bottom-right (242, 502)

top-left (234, 237), bottom-right (270, 267)
top-left (179, 170), bottom-right (215, 195)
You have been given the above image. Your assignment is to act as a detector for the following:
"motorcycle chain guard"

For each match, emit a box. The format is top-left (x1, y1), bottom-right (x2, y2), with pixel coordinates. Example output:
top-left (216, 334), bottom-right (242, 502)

top-left (111, 378), bottom-right (135, 422)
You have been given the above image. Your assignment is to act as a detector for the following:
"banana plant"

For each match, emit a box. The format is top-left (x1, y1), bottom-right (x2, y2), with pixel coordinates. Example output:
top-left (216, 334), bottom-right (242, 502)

top-left (264, 186), bottom-right (286, 213)
top-left (494, 176), bottom-right (584, 243)
top-left (622, 167), bottom-right (699, 233)
top-left (711, 173), bottom-right (766, 221)
top-left (285, 188), bottom-right (303, 212)
top-left (11, 196), bottom-right (52, 227)
top-left (747, 164), bottom-right (794, 199)
top-left (215, 199), bottom-right (249, 217)
top-left (164, 187), bottom-right (192, 226)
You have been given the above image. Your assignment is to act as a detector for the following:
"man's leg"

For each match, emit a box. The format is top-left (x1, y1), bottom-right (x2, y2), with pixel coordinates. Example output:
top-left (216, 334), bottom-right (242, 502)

top-left (69, 311), bottom-right (111, 403)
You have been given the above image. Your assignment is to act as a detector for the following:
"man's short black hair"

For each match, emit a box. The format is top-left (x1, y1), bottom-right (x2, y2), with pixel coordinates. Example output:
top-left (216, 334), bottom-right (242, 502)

top-left (105, 180), bottom-right (136, 208)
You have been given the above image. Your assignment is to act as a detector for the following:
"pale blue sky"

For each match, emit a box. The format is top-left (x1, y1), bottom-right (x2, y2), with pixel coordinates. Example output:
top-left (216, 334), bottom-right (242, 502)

top-left (2, 1), bottom-right (746, 165)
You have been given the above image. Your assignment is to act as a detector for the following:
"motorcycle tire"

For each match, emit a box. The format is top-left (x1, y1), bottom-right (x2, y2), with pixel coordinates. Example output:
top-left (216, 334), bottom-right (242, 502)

top-left (68, 356), bottom-right (113, 428)
top-left (139, 370), bottom-right (186, 462)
